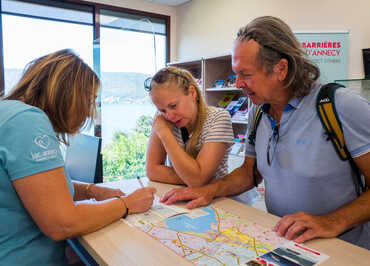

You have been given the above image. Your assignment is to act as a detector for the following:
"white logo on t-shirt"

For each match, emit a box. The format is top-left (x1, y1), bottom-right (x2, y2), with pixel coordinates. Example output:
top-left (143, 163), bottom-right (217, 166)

top-left (31, 135), bottom-right (57, 161)
top-left (34, 135), bottom-right (50, 149)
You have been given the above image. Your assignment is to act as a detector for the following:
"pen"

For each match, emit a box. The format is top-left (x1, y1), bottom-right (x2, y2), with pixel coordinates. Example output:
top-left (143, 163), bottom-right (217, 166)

top-left (137, 176), bottom-right (144, 188)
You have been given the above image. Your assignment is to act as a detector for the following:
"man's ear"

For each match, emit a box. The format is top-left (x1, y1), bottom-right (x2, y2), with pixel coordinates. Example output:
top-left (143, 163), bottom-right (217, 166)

top-left (274, 58), bottom-right (288, 81)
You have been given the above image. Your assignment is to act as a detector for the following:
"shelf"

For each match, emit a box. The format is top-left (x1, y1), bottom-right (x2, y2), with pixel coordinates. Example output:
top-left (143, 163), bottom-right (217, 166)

top-left (206, 87), bottom-right (242, 92)
top-left (167, 59), bottom-right (202, 80)
top-left (168, 54), bottom-right (249, 138)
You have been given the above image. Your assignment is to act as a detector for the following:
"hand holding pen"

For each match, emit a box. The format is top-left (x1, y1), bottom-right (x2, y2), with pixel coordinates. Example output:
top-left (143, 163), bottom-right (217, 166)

top-left (123, 177), bottom-right (156, 214)
top-left (137, 176), bottom-right (144, 188)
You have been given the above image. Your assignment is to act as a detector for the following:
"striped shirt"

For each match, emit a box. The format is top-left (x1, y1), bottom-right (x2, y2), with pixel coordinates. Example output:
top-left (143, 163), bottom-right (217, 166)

top-left (170, 107), bottom-right (234, 179)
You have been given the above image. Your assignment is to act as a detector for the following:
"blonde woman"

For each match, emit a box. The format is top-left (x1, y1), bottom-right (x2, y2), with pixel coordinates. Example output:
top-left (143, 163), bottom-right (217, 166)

top-left (0, 49), bottom-right (156, 265)
top-left (145, 67), bottom-right (234, 187)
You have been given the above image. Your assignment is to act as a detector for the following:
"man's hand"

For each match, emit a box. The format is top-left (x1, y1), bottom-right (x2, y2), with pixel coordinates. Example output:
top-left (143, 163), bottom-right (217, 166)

top-left (273, 212), bottom-right (344, 243)
top-left (160, 185), bottom-right (217, 209)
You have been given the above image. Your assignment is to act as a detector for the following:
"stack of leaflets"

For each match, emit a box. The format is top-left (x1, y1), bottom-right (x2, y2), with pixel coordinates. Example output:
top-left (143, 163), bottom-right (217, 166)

top-left (217, 91), bottom-right (238, 108)
top-left (211, 75), bottom-right (237, 88)
top-left (226, 96), bottom-right (248, 117)
top-left (211, 79), bottom-right (225, 88)
top-left (223, 74), bottom-right (237, 87)
top-left (217, 93), bottom-right (249, 122)
top-left (232, 97), bottom-right (249, 121)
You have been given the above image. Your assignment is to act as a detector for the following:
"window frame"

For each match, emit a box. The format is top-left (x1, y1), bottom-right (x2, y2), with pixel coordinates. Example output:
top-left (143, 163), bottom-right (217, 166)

top-left (0, 0), bottom-right (171, 98)
top-left (0, 0), bottom-right (170, 181)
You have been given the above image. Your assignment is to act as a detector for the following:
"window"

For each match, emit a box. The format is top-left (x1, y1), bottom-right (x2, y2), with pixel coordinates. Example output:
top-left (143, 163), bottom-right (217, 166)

top-left (99, 9), bottom-right (167, 181)
top-left (0, 0), bottom-right (170, 181)
top-left (1, 0), bottom-right (93, 94)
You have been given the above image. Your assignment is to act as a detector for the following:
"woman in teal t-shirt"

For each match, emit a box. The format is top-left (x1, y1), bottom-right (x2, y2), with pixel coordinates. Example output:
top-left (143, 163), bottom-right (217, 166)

top-left (0, 49), bottom-right (156, 265)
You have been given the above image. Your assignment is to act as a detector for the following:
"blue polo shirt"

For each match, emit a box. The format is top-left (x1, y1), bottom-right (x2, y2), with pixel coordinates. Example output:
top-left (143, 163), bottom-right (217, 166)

top-left (0, 100), bottom-right (74, 265)
top-left (245, 83), bottom-right (370, 249)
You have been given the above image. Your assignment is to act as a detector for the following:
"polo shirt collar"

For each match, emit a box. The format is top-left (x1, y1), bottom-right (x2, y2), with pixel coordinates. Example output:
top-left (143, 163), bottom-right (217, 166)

top-left (261, 96), bottom-right (302, 113)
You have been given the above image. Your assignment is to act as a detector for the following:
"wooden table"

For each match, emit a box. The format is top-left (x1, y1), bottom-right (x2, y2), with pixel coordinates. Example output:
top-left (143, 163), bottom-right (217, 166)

top-left (78, 179), bottom-right (370, 266)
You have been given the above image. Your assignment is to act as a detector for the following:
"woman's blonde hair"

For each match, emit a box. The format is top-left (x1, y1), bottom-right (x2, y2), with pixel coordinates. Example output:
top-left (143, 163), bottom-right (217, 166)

top-left (147, 66), bottom-right (207, 157)
top-left (5, 49), bottom-right (100, 145)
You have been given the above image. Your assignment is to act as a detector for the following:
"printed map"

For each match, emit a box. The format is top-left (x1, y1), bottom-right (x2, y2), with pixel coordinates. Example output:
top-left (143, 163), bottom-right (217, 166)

top-left (124, 198), bottom-right (328, 266)
top-left (135, 205), bottom-right (288, 265)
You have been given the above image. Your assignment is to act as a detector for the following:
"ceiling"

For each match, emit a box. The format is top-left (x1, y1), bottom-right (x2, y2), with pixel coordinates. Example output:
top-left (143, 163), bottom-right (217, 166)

top-left (142, 0), bottom-right (192, 6)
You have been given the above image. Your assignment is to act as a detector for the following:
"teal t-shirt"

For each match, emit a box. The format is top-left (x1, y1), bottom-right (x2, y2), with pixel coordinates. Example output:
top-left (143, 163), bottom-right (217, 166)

top-left (0, 100), bottom-right (74, 265)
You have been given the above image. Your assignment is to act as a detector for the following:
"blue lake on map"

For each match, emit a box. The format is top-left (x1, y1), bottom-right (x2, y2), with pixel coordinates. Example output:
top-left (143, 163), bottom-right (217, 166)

top-left (165, 207), bottom-right (218, 233)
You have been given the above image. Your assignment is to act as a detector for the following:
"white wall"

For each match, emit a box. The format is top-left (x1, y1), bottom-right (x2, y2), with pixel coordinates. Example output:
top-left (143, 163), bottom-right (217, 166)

top-left (91, 0), bottom-right (177, 61)
top-left (176, 0), bottom-right (370, 78)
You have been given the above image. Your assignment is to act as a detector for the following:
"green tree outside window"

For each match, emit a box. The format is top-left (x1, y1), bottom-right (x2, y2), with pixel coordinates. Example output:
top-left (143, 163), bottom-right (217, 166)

top-left (103, 115), bottom-right (153, 181)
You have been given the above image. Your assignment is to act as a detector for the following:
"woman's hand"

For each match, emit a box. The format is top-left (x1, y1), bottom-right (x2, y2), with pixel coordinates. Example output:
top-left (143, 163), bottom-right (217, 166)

top-left (124, 187), bottom-right (157, 214)
top-left (152, 113), bottom-right (175, 137)
top-left (88, 185), bottom-right (125, 201)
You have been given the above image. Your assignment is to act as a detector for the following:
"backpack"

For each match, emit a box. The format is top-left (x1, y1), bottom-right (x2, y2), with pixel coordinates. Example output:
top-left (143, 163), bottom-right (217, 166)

top-left (248, 83), bottom-right (366, 196)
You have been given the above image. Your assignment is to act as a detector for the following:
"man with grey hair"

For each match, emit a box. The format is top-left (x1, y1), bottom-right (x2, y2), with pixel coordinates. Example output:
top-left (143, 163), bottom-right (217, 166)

top-left (160, 16), bottom-right (370, 249)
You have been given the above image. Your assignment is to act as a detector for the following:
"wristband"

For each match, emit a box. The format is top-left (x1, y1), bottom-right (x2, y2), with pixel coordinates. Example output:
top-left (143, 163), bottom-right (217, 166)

top-left (86, 184), bottom-right (94, 198)
top-left (115, 196), bottom-right (129, 219)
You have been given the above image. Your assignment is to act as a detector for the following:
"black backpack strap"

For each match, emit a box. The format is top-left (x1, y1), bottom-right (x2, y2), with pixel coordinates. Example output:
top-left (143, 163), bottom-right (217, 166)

top-left (316, 83), bottom-right (366, 196)
top-left (248, 105), bottom-right (263, 145)
top-left (247, 105), bottom-right (264, 187)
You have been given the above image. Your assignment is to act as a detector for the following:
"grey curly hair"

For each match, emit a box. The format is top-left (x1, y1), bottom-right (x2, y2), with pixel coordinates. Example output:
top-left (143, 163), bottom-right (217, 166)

top-left (236, 16), bottom-right (320, 97)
